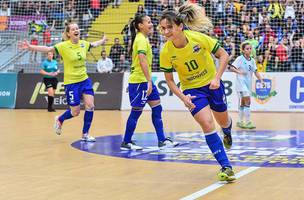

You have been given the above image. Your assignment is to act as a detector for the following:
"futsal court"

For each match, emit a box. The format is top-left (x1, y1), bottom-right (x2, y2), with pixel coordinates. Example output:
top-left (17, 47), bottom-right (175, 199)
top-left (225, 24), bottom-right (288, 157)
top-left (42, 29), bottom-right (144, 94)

top-left (0, 109), bottom-right (303, 200)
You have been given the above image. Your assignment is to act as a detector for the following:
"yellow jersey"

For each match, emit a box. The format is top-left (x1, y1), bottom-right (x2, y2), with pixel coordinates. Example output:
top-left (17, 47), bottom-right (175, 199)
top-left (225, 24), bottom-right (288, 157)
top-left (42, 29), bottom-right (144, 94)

top-left (160, 30), bottom-right (220, 90)
top-left (129, 32), bottom-right (152, 83)
top-left (54, 40), bottom-right (90, 85)
top-left (256, 59), bottom-right (267, 72)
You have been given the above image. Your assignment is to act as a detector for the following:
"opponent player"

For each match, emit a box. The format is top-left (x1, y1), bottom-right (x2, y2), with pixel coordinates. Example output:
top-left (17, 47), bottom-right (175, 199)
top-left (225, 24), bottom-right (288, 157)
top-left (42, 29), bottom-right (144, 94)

top-left (230, 42), bottom-right (264, 129)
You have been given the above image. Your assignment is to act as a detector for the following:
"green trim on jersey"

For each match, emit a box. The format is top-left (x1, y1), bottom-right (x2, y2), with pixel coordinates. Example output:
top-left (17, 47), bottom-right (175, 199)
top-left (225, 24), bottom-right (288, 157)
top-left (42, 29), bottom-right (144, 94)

top-left (137, 50), bottom-right (146, 55)
top-left (211, 41), bottom-right (220, 54)
top-left (160, 67), bottom-right (174, 73)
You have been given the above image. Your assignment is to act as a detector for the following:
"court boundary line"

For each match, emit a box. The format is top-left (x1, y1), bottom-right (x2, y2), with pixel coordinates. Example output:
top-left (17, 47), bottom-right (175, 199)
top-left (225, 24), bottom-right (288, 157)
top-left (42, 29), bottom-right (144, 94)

top-left (180, 167), bottom-right (260, 200)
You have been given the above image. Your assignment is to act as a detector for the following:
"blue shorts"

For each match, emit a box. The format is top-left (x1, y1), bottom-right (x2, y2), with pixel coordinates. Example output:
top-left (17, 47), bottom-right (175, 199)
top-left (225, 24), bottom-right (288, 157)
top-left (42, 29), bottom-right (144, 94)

top-left (183, 81), bottom-right (227, 116)
top-left (128, 82), bottom-right (160, 108)
top-left (65, 78), bottom-right (94, 106)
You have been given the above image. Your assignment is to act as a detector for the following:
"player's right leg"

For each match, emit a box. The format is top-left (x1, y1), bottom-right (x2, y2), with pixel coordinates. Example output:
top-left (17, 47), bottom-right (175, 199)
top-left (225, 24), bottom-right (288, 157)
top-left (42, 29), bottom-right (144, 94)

top-left (193, 106), bottom-right (235, 182)
top-left (120, 83), bottom-right (145, 150)
top-left (54, 83), bottom-right (81, 135)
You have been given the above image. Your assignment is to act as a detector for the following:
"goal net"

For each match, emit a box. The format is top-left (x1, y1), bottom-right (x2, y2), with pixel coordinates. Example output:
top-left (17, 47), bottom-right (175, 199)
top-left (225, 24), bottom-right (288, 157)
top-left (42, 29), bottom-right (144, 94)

top-left (0, 0), bottom-right (303, 73)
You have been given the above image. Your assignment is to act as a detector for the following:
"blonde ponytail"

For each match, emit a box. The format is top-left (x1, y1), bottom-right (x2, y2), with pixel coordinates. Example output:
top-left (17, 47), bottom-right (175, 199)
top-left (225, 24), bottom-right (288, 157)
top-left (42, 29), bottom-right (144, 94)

top-left (177, 2), bottom-right (213, 34)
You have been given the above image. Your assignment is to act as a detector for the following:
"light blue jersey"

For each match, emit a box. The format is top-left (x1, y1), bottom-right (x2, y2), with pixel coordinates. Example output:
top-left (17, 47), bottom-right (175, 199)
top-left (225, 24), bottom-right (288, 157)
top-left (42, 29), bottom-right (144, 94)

top-left (41, 59), bottom-right (58, 78)
top-left (232, 55), bottom-right (257, 94)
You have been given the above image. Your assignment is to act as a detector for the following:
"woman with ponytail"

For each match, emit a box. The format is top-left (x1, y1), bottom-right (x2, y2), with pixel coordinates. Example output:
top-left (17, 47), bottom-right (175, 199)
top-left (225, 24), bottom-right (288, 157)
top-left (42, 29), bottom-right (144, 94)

top-left (120, 13), bottom-right (179, 150)
top-left (19, 22), bottom-right (107, 142)
top-left (159, 3), bottom-right (235, 182)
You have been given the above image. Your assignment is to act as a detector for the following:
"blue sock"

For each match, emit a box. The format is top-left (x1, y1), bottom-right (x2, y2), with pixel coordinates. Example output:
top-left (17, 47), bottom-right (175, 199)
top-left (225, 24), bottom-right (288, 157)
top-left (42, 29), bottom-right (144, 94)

top-left (123, 109), bottom-right (142, 143)
top-left (205, 132), bottom-right (232, 168)
top-left (222, 118), bottom-right (232, 136)
top-left (152, 105), bottom-right (166, 142)
top-left (83, 110), bottom-right (94, 134)
top-left (58, 109), bottom-right (73, 124)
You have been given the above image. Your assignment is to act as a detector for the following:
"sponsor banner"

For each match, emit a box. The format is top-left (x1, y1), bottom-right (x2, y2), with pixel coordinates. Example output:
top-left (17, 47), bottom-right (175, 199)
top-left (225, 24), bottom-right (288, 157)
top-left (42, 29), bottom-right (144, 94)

top-left (0, 73), bottom-right (17, 108)
top-left (121, 72), bottom-right (304, 112)
top-left (250, 73), bottom-right (303, 112)
top-left (9, 15), bottom-right (46, 31)
top-left (121, 72), bottom-right (237, 111)
top-left (15, 73), bottom-right (123, 109)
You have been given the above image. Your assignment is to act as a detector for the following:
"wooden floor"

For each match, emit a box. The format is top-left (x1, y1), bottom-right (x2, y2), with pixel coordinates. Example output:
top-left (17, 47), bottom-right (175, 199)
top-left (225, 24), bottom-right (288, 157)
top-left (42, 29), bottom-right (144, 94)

top-left (0, 109), bottom-right (303, 200)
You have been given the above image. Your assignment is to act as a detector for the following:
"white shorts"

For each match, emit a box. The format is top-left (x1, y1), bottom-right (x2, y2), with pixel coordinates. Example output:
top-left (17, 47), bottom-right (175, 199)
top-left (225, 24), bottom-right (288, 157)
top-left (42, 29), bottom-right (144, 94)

top-left (237, 91), bottom-right (251, 98)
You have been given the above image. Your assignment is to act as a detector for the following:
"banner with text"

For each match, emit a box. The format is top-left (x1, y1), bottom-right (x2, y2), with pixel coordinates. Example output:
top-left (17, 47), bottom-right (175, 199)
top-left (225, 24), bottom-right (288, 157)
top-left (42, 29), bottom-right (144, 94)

top-left (0, 73), bottom-right (17, 108)
top-left (16, 73), bottom-right (123, 110)
top-left (121, 72), bottom-right (304, 112)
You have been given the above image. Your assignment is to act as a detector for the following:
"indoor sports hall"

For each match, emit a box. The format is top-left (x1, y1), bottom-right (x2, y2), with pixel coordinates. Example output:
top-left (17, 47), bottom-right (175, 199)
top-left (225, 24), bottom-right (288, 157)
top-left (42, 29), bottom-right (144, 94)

top-left (0, 0), bottom-right (303, 200)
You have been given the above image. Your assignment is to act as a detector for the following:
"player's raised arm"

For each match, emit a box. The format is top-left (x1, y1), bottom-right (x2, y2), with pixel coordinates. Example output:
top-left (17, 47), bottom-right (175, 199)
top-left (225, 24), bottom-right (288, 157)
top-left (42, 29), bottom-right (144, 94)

top-left (18, 40), bottom-right (55, 53)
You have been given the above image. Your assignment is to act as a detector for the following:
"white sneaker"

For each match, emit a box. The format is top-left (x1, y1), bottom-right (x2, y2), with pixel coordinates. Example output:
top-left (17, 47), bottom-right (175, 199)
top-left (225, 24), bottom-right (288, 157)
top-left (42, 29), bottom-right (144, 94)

top-left (158, 138), bottom-right (179, 150)
top-left (81, 134), bottom-right (96, 142)
top-left (120, 141), bottom-right (143, 150)
top-left (54, 116), bottom-right (62, 135)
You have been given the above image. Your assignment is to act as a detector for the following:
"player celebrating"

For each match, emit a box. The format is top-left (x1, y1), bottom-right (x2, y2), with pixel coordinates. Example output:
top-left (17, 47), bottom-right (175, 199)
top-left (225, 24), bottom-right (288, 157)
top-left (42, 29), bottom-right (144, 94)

top-left (159, 3), bottom-right (235, 181)
top-left (19, 22), bottom-right (107, 142)
top-left (120, 13), bottom-right (179, 150)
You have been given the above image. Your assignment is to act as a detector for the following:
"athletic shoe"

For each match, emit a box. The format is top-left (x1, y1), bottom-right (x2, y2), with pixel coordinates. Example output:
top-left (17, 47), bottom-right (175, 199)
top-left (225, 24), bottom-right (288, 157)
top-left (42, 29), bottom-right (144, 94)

top-left (217, 167), bottom-right (236, 182)
top-left (236, 121), bottom-right (246, 129)
top-left (223, 133), bottom-right (232, 149)
top-left (120, 141), bottom-right (143, 150)
top-left (81, 134), bottom-right (96, 142)
top-left (54, 116), bottom-right (62, 135)
top-left (158, 137), bottom-right (179, 149)
top-left (48, 108), bottom-right (56, 112)
top-left (244, 121), bottom-right (256, 129)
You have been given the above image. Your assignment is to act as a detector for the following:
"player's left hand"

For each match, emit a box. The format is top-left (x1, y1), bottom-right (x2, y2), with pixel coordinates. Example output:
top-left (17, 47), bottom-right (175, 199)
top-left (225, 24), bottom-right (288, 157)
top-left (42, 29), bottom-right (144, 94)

top-left (209, 78), bottom-right (220, 90)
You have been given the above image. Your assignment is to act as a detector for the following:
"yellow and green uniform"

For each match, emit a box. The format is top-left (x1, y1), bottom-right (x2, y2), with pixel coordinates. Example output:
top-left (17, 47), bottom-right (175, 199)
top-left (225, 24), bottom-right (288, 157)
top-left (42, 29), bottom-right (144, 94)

top-left (160, 30), bottom-right (220, 90)
top-left (129, 32), bottom-right (152, 83)
top-left (54, 40), bottom-right (91, 85)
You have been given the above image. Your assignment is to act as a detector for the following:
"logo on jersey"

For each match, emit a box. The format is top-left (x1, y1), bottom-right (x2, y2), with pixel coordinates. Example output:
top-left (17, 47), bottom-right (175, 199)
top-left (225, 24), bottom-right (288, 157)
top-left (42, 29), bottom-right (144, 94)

top-left (193, 44), bottom-right (201, 53)
top-left (80, 43), bottom-right (85, 48)
top-left (252, 77), bottom-right (277, 104)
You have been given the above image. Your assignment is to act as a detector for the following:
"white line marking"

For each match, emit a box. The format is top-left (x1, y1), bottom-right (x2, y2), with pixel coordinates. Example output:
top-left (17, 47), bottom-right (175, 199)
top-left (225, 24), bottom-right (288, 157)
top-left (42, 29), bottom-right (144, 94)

top-left (180, 167), bottom-right (260, 200)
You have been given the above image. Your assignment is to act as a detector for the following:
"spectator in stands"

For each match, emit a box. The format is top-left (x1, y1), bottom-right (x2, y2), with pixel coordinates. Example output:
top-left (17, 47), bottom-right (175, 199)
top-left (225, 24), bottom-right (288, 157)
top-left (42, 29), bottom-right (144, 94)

top-left (267, 35), bottom-right (277, 71)
top-left (275, 37), bottom-right (290, 71)
top-left (284, 0), bottom-right (296, 20)
top-left (223, 36), bottom-right (236, 62)
top-left (245, 30), bottom-right (259, 58)
top-left (109, 38), bottom-right (125, 67)
top-left (135, 4), bottom-right (146, 16)
top-left (289, 32), bottom-right (303, 72)
top-left (112, 0), bottom-right (122, 8)
top-left (268, 0), bottom-right (284, 31)
top-left (121, 17), bottom-right (133, 48)
top-left (0, 1), bottom-right (11, 16)
top-left (97, 50), bottom-right (114, 73)
top-left (121, 13), bottom-right (179, 150)
top-left (30, 33), bottom-right (39, 62)
top-left (40, 51), bottom-right (59, 112)
top-left (19, 22), bottom-right (107, 142)
top-left (43, 27), bottom-right (52, 46)
top-left (113, 54), bottom-right (130, 72)
top-left (256, 53), bottom-right (268, 72)
top-left (90, 0), bottom-right (101, 17)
